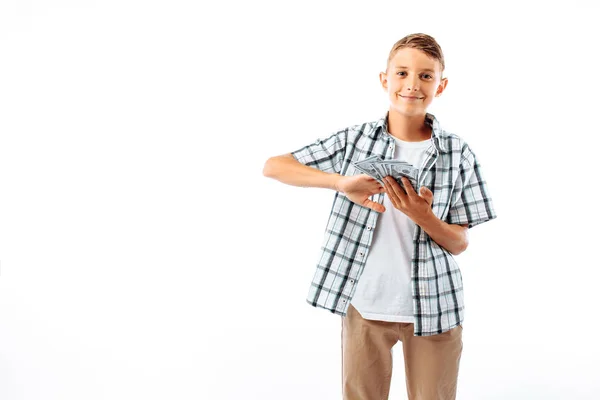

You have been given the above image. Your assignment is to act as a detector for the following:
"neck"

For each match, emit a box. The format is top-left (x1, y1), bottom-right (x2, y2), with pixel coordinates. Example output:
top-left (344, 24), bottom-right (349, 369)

top-left (386, 109), bottom-right (432, 142)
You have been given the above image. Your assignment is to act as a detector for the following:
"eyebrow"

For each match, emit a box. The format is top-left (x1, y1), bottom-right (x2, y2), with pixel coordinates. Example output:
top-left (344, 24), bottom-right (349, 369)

top-left (394, 66), bottom-right (436, 73)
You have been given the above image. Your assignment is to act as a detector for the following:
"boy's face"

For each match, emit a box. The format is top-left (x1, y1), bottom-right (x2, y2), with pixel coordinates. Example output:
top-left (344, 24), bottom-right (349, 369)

top-left (379, 47), bottom-right (448, 117)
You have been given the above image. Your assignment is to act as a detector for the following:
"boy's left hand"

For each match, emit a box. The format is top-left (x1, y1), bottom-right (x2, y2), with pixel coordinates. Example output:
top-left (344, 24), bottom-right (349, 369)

top-left (382, 176), bottom-right (434, 225)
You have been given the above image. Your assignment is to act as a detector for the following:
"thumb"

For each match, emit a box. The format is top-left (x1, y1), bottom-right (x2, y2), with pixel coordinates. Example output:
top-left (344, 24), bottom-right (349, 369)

top-left (364, 199), bottom-right (386, 213)
top-left (419, 186), bottom-right (433, 203)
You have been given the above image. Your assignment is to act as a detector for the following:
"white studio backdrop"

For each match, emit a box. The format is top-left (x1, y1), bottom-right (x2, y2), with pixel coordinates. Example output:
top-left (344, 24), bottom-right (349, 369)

top-left (0, 1), bottom-right (599, 399)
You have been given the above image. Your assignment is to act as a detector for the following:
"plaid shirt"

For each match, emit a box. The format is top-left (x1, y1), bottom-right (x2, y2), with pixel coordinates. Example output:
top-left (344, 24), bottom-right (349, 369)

top-left (291, 112), bottom-right (497, 336)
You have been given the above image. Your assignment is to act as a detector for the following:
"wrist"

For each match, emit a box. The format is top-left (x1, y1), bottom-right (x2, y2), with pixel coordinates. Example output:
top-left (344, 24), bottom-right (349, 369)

top-left (332, 174), bottom-right (345, 192)
top-left (415, 209), bottom-right (439, 231)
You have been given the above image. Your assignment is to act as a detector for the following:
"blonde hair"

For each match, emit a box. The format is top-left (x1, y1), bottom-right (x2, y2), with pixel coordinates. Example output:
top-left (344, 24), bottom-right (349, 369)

top-left (386, 33), bottom-right (445, 75)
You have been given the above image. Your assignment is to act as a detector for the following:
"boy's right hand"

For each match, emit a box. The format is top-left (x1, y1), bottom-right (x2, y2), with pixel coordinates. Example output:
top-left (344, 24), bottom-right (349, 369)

top-left (335, 174), bottom-right (386, 213)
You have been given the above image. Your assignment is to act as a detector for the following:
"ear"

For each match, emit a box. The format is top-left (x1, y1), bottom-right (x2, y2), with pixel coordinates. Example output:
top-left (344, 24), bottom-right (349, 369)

top-left (435, 78), bottom-right (448, 97)
top-left (379, 71), bottom-right (388, 91)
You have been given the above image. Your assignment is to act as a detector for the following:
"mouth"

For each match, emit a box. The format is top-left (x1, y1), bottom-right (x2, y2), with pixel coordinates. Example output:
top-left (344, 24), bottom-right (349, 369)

top-left (399, 95), bottom-right (424, 100)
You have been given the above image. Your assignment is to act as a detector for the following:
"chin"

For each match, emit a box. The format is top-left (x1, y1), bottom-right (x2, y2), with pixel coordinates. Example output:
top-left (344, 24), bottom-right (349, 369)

top-left (390, 104), bottom-right (424, 117)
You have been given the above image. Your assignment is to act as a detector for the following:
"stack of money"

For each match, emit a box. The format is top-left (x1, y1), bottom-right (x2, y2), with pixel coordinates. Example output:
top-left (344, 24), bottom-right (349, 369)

top-left (352, 155), bottom-right (419, 192)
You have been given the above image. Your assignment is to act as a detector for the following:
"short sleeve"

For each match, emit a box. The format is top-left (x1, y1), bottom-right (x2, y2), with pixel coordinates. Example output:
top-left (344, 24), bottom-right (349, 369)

top-left (290, 128), bottom-right (348, 174)
top-left (447, 148), bottom-right (497, 229)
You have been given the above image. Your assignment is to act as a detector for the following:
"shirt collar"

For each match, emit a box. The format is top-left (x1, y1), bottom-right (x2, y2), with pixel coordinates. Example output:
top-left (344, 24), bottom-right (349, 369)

top-left (370, 112), bottom-right (448, 153)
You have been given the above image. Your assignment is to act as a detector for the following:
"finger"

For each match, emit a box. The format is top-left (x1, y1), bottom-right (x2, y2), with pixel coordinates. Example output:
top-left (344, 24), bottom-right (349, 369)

top-left (382, 178), bottom-right (401, 209)
top-left (401, 177), bottom-right (417, 198)
top-left (373, 185), bottom-right (385, 194)
top-left (419, 186), bottom-right (434, 204)
top-left (367, 177), bottom-right (384, 192)
top-left (363, 199), bottom-right (385, 213)
top-left (384, 176), bottom-right (407, 202)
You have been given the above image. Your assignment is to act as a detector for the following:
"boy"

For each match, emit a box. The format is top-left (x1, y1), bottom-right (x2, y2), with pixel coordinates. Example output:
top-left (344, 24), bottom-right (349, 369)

top-left (263, 33), bottom-right (496, 400)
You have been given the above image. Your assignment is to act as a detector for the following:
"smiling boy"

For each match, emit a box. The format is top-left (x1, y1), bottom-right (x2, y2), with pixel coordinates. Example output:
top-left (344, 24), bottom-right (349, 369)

top-left (263, 33), bottom-right (496, 400)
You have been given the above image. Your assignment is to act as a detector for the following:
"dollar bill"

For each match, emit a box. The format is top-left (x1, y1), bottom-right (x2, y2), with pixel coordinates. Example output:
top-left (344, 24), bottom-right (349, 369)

top-left (387, 162), bottom-right (418, 191)
top-left (353, 155), bottom-right (384, 182)
top-left (351, 157), bottom-right (419, 192)
top-left (384, 162), bottom-right (418, 179)
top-left (372, 163), bottom-right (388, 181)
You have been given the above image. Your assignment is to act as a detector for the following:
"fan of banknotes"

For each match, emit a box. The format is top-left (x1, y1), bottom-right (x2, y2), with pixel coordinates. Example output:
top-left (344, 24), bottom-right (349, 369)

top-left (351, 155), bottom-right (419, 192)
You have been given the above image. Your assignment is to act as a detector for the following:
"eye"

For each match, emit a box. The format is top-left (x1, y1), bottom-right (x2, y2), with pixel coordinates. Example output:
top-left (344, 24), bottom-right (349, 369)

top-left (422, 74), bottom-right (433, 79)
top-left (396, 71), bottom-right (407, 76)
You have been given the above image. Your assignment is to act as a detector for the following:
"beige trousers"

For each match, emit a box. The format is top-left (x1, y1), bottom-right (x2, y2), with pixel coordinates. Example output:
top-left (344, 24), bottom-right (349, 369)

top-left (342, 304), bottom-right (463, 400)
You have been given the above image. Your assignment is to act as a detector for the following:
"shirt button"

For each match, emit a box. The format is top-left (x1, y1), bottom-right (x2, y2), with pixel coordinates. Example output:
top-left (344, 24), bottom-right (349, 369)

top-left (350, 279), bottom-right (355, 283)
top-left (367, 226), bottom-right (372, 231)
top-left (359, 252), bottom-right (364, 256)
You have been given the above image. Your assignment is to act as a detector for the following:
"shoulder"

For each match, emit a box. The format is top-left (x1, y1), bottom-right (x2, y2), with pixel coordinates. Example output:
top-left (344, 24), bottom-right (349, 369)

top-left (343, 115), bottom-right (387, 141)
top-left (348, 119), bottom-right (381, 137)
top-left (436, 128), bottom-right (476, 165)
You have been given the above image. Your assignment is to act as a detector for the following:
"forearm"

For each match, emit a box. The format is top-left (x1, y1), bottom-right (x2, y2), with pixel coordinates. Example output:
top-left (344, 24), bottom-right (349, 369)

top-left (263, 154), bottom-right (342, 190)
top-left (416, 212), bottom-right (468, 255)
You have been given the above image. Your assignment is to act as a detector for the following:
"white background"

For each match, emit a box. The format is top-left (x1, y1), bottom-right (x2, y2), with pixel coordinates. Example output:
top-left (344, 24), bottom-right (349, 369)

top-left (1, 0), bottom-right (599, 399)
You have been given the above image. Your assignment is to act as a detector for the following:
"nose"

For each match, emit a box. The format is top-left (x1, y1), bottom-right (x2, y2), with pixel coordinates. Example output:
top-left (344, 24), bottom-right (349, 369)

top-left (406, 76), bottom-right (419, 91)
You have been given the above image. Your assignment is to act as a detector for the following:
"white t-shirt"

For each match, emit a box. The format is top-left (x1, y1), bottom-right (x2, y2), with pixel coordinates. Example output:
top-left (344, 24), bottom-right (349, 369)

top-left (350, 135), bottom-right (433, 323)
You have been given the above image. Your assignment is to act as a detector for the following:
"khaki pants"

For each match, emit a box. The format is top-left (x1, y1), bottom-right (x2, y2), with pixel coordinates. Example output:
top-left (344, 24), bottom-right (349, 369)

top-left (342, 304), bottom-right (463, 400)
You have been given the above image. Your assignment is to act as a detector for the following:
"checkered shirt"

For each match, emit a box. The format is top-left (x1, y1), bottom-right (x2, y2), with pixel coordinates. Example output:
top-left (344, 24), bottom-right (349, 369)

top-left (291, 112), bottom-right (497, 336)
